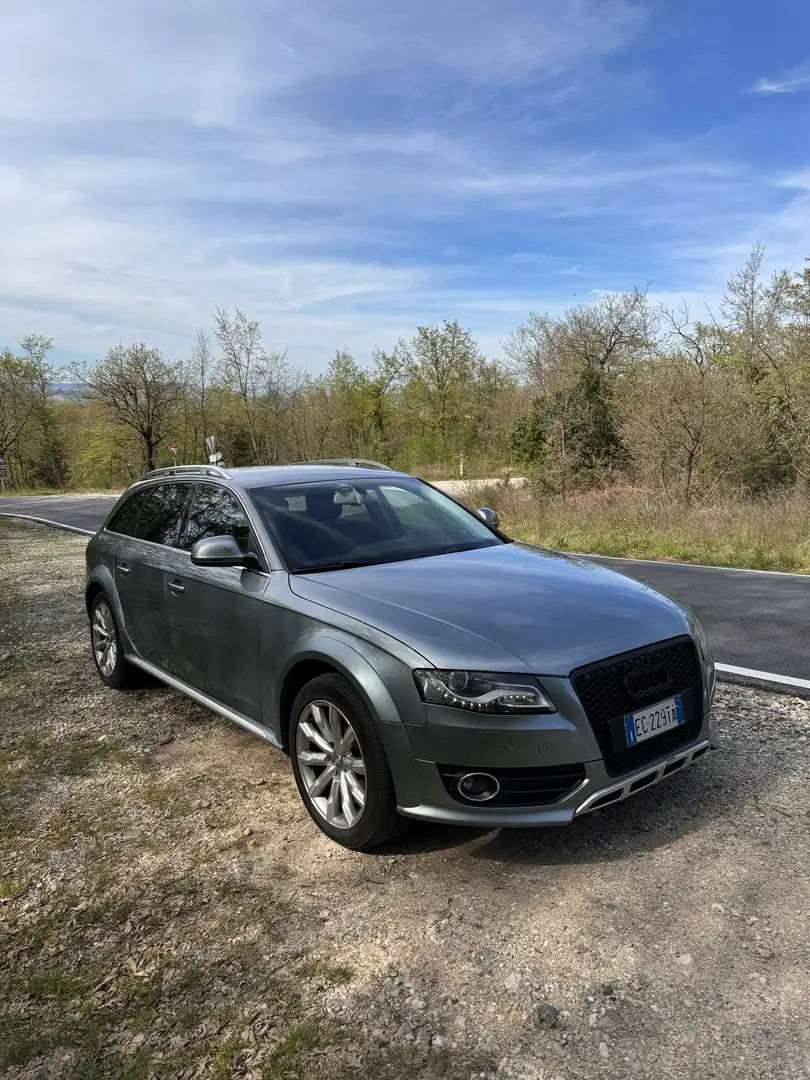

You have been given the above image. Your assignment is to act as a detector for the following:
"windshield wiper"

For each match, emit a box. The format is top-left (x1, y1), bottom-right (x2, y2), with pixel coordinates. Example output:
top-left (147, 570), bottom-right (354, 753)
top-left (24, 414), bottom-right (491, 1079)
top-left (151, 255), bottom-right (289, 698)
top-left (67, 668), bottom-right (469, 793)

top-left (291, 559), bottom-right (373, 574)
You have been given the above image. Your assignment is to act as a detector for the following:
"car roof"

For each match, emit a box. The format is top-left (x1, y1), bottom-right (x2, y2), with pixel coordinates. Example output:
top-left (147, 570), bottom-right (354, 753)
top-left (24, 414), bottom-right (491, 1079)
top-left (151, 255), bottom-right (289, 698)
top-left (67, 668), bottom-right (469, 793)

top-left (129, 464), bottom-right (411, 493)
top-left (227, 465), bottom-right (410, 489)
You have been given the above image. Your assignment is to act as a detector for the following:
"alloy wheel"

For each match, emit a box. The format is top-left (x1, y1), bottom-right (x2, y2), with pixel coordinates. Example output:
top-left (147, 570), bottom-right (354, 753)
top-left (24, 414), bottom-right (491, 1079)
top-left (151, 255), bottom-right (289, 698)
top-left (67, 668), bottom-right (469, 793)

top-left (91, 602), bottom-right (118, 677)
top-left (295, 700), bottom-right (367, 829)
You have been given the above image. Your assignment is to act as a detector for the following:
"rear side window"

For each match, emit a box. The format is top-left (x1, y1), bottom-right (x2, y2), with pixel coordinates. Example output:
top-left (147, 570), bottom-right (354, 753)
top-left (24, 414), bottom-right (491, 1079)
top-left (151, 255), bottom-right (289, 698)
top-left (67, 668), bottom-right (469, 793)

top-left (106, 490), bottom-right (149, 536)
top-left (182, 485), bottom-right (251, 554)
top-left (134, 484), bottom-right (192, 547)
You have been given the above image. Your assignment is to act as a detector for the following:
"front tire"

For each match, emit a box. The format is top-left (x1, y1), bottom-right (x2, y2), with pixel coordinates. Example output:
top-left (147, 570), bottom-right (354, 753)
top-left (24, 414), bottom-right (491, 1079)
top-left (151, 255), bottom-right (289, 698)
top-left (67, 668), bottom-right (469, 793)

top-left (89, 592), bottom-right (143, 689)
top-left (289, 673), bottom-right (402, 851)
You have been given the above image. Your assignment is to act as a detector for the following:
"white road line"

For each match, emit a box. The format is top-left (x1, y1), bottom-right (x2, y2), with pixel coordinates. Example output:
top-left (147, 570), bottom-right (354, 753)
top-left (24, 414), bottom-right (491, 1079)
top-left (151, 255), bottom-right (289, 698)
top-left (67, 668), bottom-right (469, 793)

top-left (716, 662), bottom-right (810, 692)
top-left (0, 512), bottom-right (94, 536)
top-left (568, 550), bottom-right (810, 579)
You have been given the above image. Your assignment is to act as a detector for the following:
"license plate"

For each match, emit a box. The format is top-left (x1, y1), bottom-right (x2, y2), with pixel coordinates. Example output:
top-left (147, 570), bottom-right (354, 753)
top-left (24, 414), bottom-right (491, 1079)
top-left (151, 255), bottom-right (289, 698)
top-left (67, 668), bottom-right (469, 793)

top-left (624, 694), bottom-right (684, 747)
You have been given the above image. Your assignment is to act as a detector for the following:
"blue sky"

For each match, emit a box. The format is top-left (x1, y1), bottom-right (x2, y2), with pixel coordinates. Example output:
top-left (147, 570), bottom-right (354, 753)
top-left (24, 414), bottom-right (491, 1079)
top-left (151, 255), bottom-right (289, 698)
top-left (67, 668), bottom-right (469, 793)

top-left (1, 0), bottom-right (810, 371)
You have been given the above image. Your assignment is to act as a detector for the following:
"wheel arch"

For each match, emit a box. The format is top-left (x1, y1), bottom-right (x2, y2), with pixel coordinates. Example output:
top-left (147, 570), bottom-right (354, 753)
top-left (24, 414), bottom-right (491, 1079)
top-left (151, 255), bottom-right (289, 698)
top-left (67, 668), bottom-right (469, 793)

top-left (85, 579), bottom-right (105, 615)
top-left (85, 566), bottom-right (119, 617)
top-left (277, 635), bottom-right (405, 754)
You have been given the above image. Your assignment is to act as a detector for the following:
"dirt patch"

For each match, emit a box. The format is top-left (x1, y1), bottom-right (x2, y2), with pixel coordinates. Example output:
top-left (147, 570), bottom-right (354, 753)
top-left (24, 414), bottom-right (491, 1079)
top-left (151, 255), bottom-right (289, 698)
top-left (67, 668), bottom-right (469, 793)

top-left (1, 520), bottom-right (808, 1079)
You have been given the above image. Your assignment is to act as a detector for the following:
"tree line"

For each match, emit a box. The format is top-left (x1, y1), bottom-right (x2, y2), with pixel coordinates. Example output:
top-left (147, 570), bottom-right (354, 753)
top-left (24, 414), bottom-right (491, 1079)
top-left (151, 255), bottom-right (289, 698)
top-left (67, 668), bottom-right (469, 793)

top-left (2, 244), bottom-right (809, 504)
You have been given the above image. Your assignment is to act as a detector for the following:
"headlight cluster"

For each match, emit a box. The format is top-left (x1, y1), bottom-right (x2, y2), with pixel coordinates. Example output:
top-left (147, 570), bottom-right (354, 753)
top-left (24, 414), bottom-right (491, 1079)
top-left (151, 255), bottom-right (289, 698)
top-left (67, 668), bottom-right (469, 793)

top-left (413, 670), bottom-right (555, 714)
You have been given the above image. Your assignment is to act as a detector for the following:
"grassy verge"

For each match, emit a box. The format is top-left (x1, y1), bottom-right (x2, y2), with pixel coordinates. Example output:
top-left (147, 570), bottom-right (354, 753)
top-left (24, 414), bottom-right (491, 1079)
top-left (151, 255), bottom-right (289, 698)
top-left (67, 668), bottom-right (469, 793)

top-left (460, 483), bottom-right (810, 573)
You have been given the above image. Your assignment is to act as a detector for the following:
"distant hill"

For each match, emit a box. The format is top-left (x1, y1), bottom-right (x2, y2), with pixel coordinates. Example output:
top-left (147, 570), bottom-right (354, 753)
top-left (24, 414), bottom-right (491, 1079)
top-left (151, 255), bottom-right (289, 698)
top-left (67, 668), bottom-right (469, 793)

top-left (51, 382), bottom-right (84, 401)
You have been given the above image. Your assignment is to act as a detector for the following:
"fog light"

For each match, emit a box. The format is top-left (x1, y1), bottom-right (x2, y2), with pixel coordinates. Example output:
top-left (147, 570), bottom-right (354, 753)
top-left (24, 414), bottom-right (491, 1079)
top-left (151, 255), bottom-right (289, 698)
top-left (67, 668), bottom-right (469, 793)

top-left (457, 772), bottom-right (500, 802)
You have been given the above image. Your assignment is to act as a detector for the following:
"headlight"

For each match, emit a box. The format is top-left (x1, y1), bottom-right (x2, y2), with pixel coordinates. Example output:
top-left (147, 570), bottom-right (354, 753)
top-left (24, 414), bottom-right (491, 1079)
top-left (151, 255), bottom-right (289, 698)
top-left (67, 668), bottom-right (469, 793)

top-left (413, 670), bottom-right (555, 714)
top-left (692, 617), bottom-right (711, 660)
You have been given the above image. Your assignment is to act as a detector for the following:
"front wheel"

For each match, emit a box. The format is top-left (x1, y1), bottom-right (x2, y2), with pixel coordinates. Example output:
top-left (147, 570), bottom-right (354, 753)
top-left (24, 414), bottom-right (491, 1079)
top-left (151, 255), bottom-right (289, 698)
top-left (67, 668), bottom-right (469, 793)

top-left (289, 673), bottom-right (403, 851)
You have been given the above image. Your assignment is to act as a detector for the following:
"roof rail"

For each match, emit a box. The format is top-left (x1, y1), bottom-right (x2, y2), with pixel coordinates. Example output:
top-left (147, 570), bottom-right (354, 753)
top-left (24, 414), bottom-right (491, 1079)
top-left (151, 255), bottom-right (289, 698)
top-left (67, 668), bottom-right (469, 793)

top-left (294, 458), bottom-right (394, 471)
top-left (138, 464), bottom-right (231, 481)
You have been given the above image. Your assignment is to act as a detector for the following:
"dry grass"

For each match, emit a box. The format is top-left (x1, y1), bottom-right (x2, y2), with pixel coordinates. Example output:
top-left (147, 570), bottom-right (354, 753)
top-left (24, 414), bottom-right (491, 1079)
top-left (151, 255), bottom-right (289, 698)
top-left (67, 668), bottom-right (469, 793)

top-left (461, 482), bottom-right (810, 572)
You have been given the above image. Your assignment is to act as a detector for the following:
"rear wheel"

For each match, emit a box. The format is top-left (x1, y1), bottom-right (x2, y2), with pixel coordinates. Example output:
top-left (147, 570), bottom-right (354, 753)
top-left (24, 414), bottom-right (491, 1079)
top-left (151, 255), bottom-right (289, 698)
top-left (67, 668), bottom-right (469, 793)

top-left (89, 593), bottom-right (143, 689)
top-left (290, 673), bottom-right (402, 851)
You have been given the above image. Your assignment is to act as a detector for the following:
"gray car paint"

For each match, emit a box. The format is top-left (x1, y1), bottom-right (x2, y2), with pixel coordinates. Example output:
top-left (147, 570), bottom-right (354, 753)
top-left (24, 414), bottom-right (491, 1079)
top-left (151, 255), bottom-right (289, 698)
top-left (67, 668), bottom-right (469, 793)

top-left (288, 542), bottom-right (692, 674)
top-left (85, 464), bottom-right (716, 828)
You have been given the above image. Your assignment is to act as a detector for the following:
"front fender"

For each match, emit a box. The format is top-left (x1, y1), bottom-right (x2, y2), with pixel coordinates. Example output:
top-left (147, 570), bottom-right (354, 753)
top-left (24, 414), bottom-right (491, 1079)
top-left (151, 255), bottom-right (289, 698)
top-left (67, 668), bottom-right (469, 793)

top-left (278, 629), bottom-right (423, 727)
top-left (276, 629), bottom-right (426, 807)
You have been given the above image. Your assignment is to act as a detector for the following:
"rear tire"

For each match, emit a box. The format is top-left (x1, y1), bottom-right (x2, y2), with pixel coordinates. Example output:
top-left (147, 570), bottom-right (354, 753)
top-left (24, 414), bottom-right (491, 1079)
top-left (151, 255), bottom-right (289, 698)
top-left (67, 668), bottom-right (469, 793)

top-left (89, 592), bottom-right (144, 690)
top-left (289, 673), bottom-right (403, 851)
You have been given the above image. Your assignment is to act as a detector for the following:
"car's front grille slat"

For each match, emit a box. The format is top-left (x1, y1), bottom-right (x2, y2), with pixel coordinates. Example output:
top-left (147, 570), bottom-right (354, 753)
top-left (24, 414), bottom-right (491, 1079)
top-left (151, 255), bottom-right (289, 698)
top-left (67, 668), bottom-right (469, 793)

top-left (570, 635), bottom-right (703, 777)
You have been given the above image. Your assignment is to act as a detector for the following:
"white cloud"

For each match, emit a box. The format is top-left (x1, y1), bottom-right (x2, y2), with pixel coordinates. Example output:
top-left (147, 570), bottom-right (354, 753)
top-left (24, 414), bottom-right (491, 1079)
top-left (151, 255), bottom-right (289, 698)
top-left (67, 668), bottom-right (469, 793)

top-left (0, 0), bottom-right (658, 367)
top-left (750, 64), bottom-right (810, 95)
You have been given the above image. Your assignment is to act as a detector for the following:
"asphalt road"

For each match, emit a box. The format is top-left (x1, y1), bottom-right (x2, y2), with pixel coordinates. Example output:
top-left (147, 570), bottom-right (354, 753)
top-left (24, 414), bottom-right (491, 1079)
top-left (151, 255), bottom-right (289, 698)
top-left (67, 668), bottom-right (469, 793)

top-left (2, 494), bottom-right (809, 681)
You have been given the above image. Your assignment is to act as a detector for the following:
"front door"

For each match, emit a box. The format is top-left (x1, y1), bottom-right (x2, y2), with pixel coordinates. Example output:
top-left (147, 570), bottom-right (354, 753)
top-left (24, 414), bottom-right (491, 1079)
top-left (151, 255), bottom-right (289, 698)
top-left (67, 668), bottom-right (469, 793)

top-left (168, 483), bottom-right (267, 724)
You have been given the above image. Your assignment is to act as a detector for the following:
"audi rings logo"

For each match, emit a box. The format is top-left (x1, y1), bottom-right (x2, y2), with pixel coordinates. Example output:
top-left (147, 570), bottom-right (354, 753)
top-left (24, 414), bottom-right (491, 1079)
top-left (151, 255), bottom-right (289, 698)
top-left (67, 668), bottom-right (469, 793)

top-left (624, 663), bottom-right (672, 700)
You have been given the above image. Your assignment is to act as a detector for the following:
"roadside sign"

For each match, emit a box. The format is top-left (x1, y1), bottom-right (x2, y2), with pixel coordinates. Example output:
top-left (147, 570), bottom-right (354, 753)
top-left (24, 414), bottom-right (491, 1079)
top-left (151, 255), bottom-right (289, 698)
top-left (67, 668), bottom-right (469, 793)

top-left (208, 452), bottom-right (223, 464)
top-left (0, 455), bottom-right (7, 478)
top-left (205, 435), bottom-right (217, 456)
top-left (168, 445), bottom-right (178, 458)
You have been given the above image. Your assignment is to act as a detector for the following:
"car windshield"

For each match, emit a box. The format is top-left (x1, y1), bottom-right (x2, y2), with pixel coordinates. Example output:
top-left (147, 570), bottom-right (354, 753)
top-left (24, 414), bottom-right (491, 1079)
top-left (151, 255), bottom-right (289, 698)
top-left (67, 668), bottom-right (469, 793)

top-left (246, 477), bottom-right (504, 572)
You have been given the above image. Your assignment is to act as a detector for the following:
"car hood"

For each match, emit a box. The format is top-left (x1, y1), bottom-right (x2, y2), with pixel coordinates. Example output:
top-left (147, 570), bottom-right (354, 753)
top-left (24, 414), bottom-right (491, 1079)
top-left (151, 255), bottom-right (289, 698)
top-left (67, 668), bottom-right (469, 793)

top-left (289, 543), bottom-right (692, 675)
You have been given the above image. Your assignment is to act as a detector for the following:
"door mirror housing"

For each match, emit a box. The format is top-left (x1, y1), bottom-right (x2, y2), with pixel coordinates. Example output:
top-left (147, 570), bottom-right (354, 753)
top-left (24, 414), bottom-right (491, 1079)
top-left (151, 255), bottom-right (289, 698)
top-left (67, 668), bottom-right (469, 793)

top-left (190, 535), bottom-right (259, 569)
top-left (476, 507), bottom-right (500, 529)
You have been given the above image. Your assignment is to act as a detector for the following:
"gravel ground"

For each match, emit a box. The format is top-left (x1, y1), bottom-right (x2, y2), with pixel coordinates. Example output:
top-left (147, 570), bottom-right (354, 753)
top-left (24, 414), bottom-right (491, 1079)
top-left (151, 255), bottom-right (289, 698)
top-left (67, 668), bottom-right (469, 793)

top-left (1, 520), bottom-right (808, 1080)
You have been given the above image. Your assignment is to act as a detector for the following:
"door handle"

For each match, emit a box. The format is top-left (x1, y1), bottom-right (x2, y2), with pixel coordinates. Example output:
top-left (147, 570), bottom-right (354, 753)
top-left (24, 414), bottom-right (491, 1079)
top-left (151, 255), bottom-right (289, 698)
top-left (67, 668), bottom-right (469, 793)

top-left (118, 563), bottom-right (130, 576)
top-left (168, 580), bottom-right (185, 595)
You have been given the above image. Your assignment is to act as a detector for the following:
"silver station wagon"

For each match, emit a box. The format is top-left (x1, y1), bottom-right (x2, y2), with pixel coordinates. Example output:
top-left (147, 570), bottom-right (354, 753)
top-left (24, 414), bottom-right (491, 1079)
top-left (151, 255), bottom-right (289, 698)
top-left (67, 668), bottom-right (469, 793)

top-left (85, 460), bottom-right (717, 850)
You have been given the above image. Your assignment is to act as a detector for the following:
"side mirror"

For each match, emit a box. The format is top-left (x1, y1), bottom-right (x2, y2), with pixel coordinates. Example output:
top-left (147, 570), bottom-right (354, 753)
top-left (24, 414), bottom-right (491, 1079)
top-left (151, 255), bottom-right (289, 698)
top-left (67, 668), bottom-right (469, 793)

top-left (190, 535), bottom-right (258, 568)
top-left (476, 507), bottom-right (500, 529)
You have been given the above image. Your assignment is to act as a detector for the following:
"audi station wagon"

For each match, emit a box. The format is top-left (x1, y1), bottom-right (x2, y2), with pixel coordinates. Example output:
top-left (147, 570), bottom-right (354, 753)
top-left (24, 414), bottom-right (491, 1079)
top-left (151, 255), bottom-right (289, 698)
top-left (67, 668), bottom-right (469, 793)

top-left (85, 460), bottom-right (717, 850)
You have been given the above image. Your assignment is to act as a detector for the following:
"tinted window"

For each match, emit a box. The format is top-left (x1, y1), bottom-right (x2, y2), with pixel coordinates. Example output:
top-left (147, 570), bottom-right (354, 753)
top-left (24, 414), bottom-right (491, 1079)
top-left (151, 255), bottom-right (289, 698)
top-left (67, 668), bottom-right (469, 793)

top-left (247, 477), bottom-right (501, 572)
top-left (106, 490), bottom-right (150, 536)
top-left (182, 485), bottom-right (251, 554)
top-left (134, 484), bottom-right (192, 547)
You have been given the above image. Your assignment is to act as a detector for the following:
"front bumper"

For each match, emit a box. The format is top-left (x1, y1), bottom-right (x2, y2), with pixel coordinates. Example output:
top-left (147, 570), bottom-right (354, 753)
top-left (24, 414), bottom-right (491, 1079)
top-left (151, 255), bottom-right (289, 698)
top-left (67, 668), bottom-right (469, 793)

top-left (397, 728), bottom-right (714, 826)
top-left (391, 663), bottom-right (717, 827)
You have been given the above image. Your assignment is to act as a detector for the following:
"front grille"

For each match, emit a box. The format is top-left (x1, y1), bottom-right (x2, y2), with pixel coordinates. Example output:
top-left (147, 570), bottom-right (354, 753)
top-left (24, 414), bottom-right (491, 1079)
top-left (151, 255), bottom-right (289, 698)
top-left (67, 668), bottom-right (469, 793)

top-left (570, 635), bottom-right (703, 777)
top-left (438, 763), bottom-right (586, 807)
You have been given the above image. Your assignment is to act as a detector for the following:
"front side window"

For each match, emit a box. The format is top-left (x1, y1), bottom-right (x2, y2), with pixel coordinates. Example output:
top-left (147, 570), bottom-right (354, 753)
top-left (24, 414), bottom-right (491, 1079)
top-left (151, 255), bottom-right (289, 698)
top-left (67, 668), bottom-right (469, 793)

top-left (182, 485), bottom-right (251, 554)
top-left (106, 490), bottom-right (150, 536)
top-left (134, 484), bottom-right (192, 547)
top-left (247, 477), bottom-right (502, 572)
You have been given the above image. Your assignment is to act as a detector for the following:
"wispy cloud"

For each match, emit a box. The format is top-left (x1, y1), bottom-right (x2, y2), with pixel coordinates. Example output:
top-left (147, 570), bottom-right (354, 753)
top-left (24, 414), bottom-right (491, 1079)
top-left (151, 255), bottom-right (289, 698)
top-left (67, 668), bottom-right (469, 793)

top-left (750, 63), bottom-right (810, 94)
top-left (1, 0), bottom-right (810, 370)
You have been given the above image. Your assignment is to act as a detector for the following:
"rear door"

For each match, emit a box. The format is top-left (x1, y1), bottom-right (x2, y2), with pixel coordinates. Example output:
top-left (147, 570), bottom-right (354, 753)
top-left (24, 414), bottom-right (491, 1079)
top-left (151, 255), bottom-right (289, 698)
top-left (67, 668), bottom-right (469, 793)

top-left (113, 483), bottom-right (193, 669)
top-left (168, 483), bottom-right (268, 723)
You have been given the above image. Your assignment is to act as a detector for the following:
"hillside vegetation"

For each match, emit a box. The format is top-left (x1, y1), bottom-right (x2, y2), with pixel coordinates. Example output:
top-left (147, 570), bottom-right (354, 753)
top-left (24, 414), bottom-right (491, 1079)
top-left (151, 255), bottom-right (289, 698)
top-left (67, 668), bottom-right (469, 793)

top-left (2, 244), bottom-right (810, 570)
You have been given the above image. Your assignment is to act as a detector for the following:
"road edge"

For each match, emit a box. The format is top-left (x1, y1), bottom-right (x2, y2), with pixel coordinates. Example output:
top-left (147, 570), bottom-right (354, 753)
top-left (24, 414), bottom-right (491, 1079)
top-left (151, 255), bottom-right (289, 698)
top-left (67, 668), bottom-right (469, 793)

top-left (0, 512), bottom-right (94, 537)
top-left (716, 662), bottom-right (810, 699)
top-left (568, 550), bottom-right (810, 579)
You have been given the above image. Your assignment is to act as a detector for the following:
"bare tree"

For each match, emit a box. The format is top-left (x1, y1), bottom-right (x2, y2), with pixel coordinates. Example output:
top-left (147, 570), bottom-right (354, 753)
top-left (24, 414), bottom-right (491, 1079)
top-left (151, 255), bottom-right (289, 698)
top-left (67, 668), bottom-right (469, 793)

top-left (70, 344), bottom-right (183, 472)
top-left (214, 306), bottom-right (265, 463)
